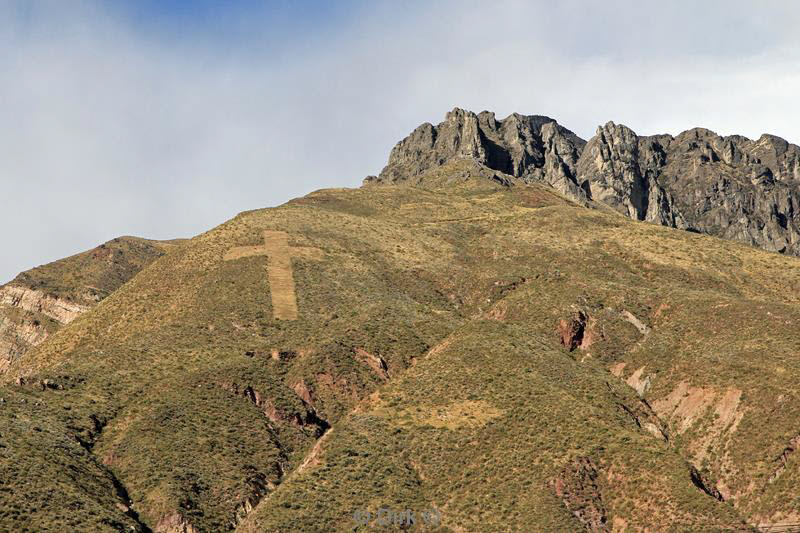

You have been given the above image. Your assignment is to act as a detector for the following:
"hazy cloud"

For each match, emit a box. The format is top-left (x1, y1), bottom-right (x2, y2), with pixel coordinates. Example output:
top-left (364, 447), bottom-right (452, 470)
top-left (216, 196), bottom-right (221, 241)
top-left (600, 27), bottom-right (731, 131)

top-left (2, 0), bottom-right (799, 282)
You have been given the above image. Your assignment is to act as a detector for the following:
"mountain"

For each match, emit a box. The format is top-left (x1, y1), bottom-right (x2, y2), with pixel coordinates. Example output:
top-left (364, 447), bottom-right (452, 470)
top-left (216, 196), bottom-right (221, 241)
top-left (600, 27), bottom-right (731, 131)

top-left (2, 164), bottom-right (800, 531)
top-left (0, 237), bottom-right (183, 373)
top-left (368, 108), bottom-right (800, 255)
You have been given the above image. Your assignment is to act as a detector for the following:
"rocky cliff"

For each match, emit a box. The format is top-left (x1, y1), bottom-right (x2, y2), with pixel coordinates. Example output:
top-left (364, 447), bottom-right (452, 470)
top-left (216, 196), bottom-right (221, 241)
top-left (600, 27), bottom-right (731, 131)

top-left (367, 108), bottom-right (588, 200)
top-left (0, 236), bottom-right (181, 371)
top-left (368, 108), bottom-right (800, 255)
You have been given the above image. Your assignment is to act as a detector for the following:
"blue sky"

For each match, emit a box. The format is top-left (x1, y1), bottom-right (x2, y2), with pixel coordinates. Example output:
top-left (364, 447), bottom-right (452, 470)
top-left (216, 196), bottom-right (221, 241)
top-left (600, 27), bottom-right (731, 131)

top-left (108, 0), bottom-right (352, 51)
top-left (1, 0), bottom-right (800, 283)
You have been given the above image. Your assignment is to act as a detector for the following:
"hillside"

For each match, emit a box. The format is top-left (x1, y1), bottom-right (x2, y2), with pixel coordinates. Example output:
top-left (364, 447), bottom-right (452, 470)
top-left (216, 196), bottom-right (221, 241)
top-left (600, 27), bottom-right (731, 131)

top-left (368, 108), bottom-right (800, 256)
top-left (3, 166), bottom-right (800, 531)
top-left (0, 237), bottom-right (183, 373)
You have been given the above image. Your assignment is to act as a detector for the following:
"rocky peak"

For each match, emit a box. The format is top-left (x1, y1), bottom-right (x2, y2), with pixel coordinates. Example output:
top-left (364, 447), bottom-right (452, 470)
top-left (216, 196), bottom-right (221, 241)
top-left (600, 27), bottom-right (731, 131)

top-left (368, 108), bottom-right (800, 256)
top-left (577, 122), bottom-right (684, 227)
top-left (369, 107), bottom-right (587, 200)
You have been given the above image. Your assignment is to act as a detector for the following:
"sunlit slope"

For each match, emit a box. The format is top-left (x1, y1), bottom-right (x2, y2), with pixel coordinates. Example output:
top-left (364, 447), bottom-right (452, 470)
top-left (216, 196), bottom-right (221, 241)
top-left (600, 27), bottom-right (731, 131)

top-left (240, 319), bottom-right (747, 532)
top-left (8, 236), bottom-right (183, 303)
top-left (0, 236), bottom-right (182, 372)
top-left (4, 175), bottom-right (800, 531)
top-left (239, 184), bottom-right (800, 531)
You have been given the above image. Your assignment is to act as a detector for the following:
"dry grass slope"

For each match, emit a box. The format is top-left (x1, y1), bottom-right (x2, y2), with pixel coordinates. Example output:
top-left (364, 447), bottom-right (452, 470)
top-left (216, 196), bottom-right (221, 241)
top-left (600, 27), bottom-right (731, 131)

top-left (2, 172), bottom-right (799, 531)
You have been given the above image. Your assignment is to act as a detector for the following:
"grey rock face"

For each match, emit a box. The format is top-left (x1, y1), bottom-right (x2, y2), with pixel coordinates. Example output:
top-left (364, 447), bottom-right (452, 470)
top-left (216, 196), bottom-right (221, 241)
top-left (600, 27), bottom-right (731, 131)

top-left (576, 122), bottom-right (685, 228)
top-left (370, 108), bottom-right (800, 256)
top-left (369, 108), bottom-right (588, 200)
top-left (579, 123), bottom-right (800, 254)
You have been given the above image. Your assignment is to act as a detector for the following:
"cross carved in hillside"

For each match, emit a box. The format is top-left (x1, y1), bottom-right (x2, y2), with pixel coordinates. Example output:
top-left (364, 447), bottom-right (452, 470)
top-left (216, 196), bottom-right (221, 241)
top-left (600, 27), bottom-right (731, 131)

top-left (224, 230), bottom-right (323, 320)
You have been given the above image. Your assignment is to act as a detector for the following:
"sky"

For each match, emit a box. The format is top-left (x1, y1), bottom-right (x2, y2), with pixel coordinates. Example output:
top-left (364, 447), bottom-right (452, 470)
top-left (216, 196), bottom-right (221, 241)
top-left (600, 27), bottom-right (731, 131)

top-left (1, 0), bottom-right (800, 283)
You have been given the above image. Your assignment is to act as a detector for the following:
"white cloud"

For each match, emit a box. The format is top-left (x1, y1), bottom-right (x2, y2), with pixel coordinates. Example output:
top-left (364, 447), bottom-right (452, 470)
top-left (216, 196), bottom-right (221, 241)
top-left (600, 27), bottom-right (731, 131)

top-left (1, 0), bottom-right (799, 282)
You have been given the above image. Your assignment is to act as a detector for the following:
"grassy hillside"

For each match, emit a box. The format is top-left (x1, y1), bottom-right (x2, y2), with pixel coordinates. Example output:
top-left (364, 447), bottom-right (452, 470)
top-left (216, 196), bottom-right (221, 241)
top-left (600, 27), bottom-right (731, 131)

top-left (8, 236), bottom-right (184, 304)
top-left (3, 166), bottom-right (800, 531)
top-left (0, 236), bottom-right (183, 372)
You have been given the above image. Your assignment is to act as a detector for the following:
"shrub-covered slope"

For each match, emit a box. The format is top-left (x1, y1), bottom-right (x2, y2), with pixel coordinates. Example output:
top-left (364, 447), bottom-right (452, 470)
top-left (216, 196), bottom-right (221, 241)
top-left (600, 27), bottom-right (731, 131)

top-left (0, 236), bottom-right (182, 372)
top-left (3, 171), bottom-right (800, 531)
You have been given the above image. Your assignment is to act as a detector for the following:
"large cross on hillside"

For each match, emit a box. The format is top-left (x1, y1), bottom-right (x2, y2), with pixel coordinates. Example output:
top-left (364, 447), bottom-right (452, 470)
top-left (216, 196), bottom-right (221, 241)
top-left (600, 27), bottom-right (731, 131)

top-left (224, 230), bottom-right (323, 320)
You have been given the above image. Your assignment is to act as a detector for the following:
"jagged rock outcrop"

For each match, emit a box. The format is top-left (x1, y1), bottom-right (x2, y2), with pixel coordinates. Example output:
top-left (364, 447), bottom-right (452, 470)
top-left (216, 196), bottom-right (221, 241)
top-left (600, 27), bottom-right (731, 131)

top-left (579, 123), bottom-right (800, 254)
top-left (0, 236), bottom-right (180, 371)
top-left (367, 108), bottom-right (588, 200)
top-left (576, 122), bottom-right (687, 227)
top-left (558, 311), bottom-right (587, 352)
top-left (551, 457), bottom-right (608, 532)
top-left (369, 108), bottom-right (800, 256)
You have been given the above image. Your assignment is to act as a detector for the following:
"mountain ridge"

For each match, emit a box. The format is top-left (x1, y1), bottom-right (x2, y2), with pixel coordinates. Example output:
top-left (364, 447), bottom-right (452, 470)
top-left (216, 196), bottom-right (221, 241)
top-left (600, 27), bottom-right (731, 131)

top-left (3, 113), bottom-right (800, 531)
top-left (367, 108), bottom-right (800, 255)
top-left (3, 178), bottom-right (800, 531)
top-left (0, 236), bottom-right (182, 372)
